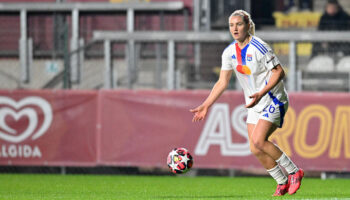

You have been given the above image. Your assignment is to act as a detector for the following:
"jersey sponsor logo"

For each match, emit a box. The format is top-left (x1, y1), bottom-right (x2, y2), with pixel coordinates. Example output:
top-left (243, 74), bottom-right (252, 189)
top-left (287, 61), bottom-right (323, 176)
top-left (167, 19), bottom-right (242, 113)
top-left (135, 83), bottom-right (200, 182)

top-left (247, 54), bottom-right (252, 61)
top-left (235, 43), bottom-right (252, 75)
top-left (231, 54), bottom-right (236, 59)
top-left (236, 65), bottom-right (251, 75)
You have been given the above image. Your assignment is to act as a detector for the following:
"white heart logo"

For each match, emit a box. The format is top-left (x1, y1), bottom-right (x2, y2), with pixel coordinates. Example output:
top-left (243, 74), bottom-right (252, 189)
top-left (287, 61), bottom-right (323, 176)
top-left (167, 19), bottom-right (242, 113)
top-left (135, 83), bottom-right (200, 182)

top-left (0, 96), bottom-right (53, 143)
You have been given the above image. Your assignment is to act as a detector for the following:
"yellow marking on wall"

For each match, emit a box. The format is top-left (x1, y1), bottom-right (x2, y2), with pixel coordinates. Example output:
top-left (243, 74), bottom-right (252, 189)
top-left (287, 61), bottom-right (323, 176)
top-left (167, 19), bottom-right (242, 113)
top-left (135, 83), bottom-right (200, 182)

top-left (273, 42), bottom-right (313, 56)
top-left (269, 107), bottom-right (296, 156)
top-left (294, 105), bottom-right (332, 158)
top-left (329, 106), bottom-right (350, 158)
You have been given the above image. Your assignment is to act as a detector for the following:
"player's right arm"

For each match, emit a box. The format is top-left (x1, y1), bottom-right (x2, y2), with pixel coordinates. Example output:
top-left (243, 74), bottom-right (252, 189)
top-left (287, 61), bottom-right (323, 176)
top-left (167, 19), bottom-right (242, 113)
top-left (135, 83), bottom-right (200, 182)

top-left (190, 69), bottom-right (232, 122)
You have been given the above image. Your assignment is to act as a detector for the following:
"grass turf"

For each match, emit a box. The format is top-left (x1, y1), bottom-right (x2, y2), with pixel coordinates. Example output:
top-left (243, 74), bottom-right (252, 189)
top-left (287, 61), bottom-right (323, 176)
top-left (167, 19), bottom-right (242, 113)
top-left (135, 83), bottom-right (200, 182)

top-left (0, 174), bottom-right (350, 200)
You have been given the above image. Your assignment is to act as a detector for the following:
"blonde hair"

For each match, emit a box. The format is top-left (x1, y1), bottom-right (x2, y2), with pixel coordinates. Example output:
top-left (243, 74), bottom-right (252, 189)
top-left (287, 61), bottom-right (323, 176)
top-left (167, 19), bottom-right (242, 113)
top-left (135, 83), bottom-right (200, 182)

top-left (229, 10), bottom-right (255, 35)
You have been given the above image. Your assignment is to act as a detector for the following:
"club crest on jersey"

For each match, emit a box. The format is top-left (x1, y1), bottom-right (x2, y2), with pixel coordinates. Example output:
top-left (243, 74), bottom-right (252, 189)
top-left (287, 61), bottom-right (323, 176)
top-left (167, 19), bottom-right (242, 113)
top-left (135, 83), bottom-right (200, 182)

top-left (236, 65), bottom-right (251, 75)
top-left (231, 54), bottom-right (236, 59)
top-left (247, 54), bottom-right (252, 61)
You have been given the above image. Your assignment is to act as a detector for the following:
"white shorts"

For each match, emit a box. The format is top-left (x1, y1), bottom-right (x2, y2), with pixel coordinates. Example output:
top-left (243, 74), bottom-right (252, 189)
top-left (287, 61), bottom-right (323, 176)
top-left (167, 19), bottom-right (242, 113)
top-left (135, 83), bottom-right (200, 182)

top-left (246, 100), bottom-right (288, 128)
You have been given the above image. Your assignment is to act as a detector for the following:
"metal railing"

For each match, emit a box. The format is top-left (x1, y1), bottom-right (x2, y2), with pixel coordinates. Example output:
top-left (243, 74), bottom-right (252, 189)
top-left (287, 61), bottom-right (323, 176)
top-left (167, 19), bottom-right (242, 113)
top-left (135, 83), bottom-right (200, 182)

top-left (93, 30), bottom-right (350, 91)
top-left (0, 1), bottom-right (185, 87)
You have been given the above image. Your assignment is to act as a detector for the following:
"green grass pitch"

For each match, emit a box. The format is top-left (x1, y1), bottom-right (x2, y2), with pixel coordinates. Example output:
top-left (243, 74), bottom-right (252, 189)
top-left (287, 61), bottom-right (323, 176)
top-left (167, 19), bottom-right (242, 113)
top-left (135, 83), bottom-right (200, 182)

top-left (0, 174), bottom-right (350, 200)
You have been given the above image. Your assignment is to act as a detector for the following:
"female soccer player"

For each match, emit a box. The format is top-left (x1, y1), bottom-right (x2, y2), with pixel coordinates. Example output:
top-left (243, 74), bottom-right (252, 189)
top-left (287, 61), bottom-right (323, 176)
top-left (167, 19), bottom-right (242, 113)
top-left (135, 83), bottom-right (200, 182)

top-left (190, 10), bottom-right (303, 196)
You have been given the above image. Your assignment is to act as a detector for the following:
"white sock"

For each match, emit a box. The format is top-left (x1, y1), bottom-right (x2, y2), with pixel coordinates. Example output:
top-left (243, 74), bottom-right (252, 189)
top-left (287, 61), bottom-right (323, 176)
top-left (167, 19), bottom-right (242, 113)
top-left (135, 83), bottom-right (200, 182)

top-left (276, 153), bottom-right (299, 174)
top-left (267, 165), bottom-right (288, 185)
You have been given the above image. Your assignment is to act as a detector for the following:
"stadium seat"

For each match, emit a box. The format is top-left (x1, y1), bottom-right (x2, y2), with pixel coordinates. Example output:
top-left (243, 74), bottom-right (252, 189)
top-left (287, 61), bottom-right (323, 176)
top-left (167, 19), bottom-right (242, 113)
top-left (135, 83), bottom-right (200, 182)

top-left (297, 55), bottom-right (349, 91)
top-left (305, 55), bottom-right (334, 72)
top-left (335, 56), bottom-right (350, 72)
top-left (335, 56), bottom-right (350, 92)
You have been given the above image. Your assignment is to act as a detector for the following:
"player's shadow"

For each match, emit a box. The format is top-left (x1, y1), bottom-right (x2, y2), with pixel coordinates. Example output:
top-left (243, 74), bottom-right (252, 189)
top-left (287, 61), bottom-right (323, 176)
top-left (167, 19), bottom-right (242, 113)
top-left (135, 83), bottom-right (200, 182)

top-left (153, 195), bottom-right (243, 199)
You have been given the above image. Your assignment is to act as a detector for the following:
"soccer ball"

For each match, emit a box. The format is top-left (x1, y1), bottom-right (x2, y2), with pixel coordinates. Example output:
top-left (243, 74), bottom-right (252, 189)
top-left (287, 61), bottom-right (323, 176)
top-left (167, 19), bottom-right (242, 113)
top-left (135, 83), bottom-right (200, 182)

top-left (167, 147), bottom-right (193, 174)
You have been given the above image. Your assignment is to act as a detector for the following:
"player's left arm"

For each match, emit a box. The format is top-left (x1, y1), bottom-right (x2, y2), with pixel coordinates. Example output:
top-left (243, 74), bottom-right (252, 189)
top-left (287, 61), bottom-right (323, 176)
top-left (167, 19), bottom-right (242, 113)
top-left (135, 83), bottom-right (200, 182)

top-left (257, 64), bottom-right (285, 97)
top-left (246, 42), bottom-right (284, 108)
top-left (245, 64), bottom-right (285, 108)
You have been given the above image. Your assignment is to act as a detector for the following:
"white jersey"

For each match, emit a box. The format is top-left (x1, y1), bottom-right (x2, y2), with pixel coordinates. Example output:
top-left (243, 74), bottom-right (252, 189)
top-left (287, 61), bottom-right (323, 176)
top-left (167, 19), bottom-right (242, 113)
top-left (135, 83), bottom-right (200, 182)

top-left (221, 36), bottom-right (289, 112)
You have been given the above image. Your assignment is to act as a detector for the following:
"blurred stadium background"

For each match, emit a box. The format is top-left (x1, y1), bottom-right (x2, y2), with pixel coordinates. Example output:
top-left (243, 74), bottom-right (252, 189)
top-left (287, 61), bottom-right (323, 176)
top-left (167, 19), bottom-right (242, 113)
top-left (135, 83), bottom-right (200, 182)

top-left (0, 0), bottom-right (350, 180)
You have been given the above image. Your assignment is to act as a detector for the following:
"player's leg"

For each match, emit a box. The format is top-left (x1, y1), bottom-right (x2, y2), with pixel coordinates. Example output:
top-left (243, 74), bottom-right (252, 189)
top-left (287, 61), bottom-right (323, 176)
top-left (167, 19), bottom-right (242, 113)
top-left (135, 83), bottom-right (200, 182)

top-left (247, 123), bottom-right (278, 169)
top-left (246, 109), bottom-right (278, 169)
top-left (251, 120), bottom-right (282, 160)
top-left (252, 119), bottom-right (303, 195)
top-left (247, 123), bottom-right (288, 196)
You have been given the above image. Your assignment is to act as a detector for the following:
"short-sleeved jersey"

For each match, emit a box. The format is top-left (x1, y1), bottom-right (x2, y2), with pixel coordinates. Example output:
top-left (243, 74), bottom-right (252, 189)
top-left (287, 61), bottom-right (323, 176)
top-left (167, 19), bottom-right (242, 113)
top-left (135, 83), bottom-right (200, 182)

top-left (221, 36), bottom-right (289, 112)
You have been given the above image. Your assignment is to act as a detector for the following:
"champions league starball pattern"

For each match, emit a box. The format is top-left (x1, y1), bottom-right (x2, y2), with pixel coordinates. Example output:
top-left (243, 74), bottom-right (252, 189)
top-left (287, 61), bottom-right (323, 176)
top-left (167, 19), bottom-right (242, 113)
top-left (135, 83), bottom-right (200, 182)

top-left (167, 148), bottom-right (193, 174)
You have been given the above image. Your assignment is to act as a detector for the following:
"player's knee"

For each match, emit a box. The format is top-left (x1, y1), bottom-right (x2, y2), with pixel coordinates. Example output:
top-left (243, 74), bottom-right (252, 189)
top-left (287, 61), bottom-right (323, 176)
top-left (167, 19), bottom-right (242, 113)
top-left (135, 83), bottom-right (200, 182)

top-left (250, 145), bottom-right (263, 156)
top-left (252, 138), bottom-right (264, 151)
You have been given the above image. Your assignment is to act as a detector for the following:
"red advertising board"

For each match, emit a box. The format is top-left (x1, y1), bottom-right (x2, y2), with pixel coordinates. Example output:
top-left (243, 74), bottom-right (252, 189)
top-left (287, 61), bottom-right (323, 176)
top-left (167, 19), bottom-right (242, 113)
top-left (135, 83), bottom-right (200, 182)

top-left (0, 89), bottom-right (350, 171)
top-left (275, 93), bottom-right (350, 171)
top-left (0, 90), bottom-right (98, 166)
top-left (98, 90), bottom-right (216, 167)
top-left (99, 90), bottom-right (350, 171)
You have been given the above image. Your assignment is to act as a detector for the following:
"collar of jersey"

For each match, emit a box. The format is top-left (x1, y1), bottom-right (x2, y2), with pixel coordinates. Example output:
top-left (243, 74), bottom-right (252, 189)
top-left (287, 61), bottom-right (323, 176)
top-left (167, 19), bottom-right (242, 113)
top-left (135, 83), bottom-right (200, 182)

top-left (235, 36), bottom-right (253, 50)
